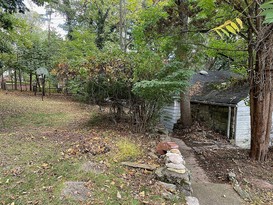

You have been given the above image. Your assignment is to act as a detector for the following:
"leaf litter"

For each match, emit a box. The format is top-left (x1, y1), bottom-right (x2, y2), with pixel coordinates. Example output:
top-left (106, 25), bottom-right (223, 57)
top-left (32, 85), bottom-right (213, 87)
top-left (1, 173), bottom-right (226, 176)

top-left (0, 91), bottom-right (184, 205)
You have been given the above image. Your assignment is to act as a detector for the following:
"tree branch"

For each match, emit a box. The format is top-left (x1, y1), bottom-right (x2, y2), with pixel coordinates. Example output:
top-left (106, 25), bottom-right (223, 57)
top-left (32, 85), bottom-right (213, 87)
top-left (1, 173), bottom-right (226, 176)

top-left (185, 42), bottom-right (248, 52)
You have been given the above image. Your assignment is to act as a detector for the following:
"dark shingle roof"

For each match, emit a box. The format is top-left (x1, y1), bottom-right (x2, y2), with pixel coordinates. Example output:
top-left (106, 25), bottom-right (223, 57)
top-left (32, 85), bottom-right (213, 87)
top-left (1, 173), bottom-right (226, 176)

top-left (190, 71), bottom-right (249, 105)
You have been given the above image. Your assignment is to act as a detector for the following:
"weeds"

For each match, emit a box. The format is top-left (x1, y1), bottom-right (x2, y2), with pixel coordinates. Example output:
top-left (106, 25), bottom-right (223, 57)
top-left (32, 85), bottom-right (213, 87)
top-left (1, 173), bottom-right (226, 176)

top-left (115, 138), bottom-right (142, 162)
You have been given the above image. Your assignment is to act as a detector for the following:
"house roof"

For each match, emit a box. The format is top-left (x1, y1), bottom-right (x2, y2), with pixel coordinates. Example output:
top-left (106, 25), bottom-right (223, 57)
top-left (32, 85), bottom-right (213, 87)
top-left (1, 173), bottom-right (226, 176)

top-left (190, 71), bottom-right (249, 105)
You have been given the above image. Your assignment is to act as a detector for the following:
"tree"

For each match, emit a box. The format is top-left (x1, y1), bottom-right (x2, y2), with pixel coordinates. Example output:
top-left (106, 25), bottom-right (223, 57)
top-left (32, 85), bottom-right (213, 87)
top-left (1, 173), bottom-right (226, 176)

top-left (130, 1), bottom-right (195, 131)
top-left (248, 1), bottom-right (273, 161)
top-left (207, 0), bottom-right (273, 161)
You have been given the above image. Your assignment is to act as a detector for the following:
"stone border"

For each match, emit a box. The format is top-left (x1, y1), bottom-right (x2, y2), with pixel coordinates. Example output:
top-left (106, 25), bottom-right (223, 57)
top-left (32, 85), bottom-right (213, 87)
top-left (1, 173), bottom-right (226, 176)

top-left (156, 141), bottom-right (200, 205)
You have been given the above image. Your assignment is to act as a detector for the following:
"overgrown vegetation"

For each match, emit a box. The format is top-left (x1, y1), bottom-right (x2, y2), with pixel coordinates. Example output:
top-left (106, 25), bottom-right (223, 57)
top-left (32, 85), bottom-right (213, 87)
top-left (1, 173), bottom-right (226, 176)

top-left (0, 91), bottom-right (184, 204)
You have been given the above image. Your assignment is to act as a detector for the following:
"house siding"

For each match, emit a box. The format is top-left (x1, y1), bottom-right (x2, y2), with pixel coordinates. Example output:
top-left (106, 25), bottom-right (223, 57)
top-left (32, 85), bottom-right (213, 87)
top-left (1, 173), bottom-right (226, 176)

top-left (235, 100), bottom-right (273, 148)
top-left (161, 100), bottom-right (180, 132)
top-left (235, 100), bottom-right (251, 148)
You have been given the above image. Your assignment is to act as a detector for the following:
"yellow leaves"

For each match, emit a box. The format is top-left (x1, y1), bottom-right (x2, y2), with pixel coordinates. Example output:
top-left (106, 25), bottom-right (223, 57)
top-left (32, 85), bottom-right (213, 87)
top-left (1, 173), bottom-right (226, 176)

top-left (226, 25), bottom-right (236, 34)
top-left (231, 21), bottom-right (240, 32)
top-left (236, 18), bottom-right (243, 29)
top-left (41, 163), bottom-right (50, 169)
top-left (212, 18), bottom-right (243, 38)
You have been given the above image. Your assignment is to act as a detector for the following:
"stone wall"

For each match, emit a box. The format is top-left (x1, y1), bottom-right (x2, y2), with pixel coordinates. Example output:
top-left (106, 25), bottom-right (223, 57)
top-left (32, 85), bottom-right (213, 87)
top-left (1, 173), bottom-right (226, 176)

top-left (191, 103), bottom-right (236, 139)
top-left (156, 141), bottom-right (199, 205)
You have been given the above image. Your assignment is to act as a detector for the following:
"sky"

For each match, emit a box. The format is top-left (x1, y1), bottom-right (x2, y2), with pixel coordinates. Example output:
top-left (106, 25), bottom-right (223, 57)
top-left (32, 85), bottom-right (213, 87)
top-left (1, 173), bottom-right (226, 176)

top-left (24, 0), bottom-right (66, 36)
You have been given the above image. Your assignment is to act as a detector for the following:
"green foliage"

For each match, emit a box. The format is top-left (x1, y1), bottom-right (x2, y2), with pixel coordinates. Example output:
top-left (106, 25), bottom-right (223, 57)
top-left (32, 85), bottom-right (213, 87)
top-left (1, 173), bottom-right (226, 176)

top-left (195, 0), bottom-right (216, 19)
top-left (260, 0), bottom-right (273, 23)
top-left (133, 61), bottom-right (192, 102)
top-left (132, 3), bottom-right (169, 49)
top-left (63, 44), bottom-right (131, 104)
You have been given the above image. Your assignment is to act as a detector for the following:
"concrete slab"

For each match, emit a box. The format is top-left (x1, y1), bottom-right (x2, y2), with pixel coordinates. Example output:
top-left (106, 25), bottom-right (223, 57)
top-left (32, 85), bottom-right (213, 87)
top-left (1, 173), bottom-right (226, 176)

top-left (192, 183), bottom-right (243, 205)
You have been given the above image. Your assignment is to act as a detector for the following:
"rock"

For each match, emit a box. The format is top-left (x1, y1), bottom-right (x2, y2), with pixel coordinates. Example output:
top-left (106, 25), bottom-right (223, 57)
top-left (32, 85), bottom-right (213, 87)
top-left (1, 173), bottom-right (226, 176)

top-left (61, 181), bottom-right (92, 201)
top-left (156, 141), bottom-right (179, 155)
top-left (156, 181), bottom-right (177, 193)
top-left (81, 161), bottom-right (106, 174)
top-left (233, 184), bottom-right (251, 200)
top-left (166, 163), bottom-right (186, 170)
top-left (228, 172), bottom-right (236, 181)
top-left (167, 167), bottom-right (186, 174)
top-left (199, 70), bottom-right (208, 75)
top-left (161, 168), bottom-right (192, 196)
top-left (121, 162), bottom-right (158, 170)
top-left (155, 167), bottom-right (164, 178)
top-left (166, 152), bottom-right (181, 157)
top-left (162, 168), bottom-right (190, 182)
top-left (169, 149), bottom-right (181, 155)
top-left (166, 154), bottom-right (184, 164)
top-left (186, 196), bottom-right (200, 205)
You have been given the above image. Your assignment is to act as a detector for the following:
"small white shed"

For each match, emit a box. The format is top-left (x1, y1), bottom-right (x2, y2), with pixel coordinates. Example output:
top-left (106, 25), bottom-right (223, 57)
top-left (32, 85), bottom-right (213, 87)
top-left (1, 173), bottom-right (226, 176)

top-left (161, 71), bottom-right (273, 148)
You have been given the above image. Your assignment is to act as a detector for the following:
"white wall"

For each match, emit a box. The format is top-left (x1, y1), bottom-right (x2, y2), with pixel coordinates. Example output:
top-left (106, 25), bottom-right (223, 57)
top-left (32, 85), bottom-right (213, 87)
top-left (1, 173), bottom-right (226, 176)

top-left (161, 100), bottom-right (181, 132)
top-left (235, 100), bottom-right (251, 148)
top-left (235, 99), bottom-right (273, 148)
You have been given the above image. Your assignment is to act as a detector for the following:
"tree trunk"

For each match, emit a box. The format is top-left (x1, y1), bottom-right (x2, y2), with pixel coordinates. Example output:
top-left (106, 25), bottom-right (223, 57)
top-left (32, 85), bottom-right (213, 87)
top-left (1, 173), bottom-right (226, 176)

top-left (249, 25), bottom-right (273, 161)
top-left (19, 68), bottom-right (22, 92)
top-left (42, 75), bottom-right (46, 96)
top-left (36, 75), bottom-right (41, 92)
top-left (119, 0), bottom-right (126, 52)
top-left (30, 72), bottom-right (33, 91)
top-left (14, 69), bottom-right (17, 90)
top-left (180, 90), bottom-right (192, 128)
top-left (176, 0), bottom-right (192, 128)
top-left (249, 69), bottom-right (273, 161)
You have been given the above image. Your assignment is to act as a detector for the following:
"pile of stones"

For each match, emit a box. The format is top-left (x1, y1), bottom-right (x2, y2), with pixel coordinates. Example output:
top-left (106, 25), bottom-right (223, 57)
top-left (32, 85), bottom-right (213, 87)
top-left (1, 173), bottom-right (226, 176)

top-left (156, 141), bottom-right (199, 205)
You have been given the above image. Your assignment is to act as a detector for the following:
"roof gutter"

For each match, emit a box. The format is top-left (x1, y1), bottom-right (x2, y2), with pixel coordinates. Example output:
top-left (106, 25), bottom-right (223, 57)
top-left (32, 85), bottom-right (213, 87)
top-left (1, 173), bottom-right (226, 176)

top-left (190, 99), bottom-right (237, 107)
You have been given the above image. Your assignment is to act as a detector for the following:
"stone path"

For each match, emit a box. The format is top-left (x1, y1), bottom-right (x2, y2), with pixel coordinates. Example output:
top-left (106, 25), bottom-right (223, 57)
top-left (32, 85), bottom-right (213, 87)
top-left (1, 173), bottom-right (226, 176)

top-left (171, 137), bottom-right (244, 205)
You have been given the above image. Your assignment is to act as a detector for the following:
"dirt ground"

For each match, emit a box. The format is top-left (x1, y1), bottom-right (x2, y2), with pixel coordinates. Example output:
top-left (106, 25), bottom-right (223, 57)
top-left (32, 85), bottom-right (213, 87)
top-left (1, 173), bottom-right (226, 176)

top-left (173, 123), bottom-right (273, 204)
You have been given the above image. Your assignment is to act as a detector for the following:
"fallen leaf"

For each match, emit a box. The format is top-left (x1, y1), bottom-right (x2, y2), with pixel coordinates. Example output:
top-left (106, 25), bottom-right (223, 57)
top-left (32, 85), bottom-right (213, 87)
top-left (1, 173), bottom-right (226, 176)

top-left (41, 163), bottom-right (49, 169)
top-left (117, 191), bottom-right (122, 199)
top-left (139, 191), bottom-right (145, 197)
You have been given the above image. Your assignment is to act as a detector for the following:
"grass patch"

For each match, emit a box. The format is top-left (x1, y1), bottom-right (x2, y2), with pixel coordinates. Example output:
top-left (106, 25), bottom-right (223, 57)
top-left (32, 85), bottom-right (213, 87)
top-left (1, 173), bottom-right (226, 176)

top-left (1, 112), bottom-right (69, 129)
top-left (0, 137), bottom-right (82, 204)
top-left (115, 138), bottom-right (142, 162)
